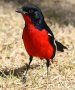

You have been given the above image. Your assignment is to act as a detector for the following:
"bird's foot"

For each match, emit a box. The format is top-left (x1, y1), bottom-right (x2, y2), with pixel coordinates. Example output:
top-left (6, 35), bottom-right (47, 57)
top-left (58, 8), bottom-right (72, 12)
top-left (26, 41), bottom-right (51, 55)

top-left (22, 72), bottom-right (27, 83)
top-left (22, 74), bottom-right (27, 83)
top-left (22, 75), bottom-right (26, 83)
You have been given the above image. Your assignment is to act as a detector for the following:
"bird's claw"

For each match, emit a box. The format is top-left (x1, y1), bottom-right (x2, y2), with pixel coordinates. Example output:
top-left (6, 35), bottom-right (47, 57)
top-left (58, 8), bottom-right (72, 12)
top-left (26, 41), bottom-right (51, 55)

top-left (22, 75), bottom-right (27, 83)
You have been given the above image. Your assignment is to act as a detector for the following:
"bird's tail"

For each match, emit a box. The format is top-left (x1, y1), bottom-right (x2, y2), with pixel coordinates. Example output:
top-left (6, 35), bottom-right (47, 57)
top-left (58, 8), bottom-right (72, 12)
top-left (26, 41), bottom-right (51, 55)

top-left (55, 40), bottom-right (68, 52)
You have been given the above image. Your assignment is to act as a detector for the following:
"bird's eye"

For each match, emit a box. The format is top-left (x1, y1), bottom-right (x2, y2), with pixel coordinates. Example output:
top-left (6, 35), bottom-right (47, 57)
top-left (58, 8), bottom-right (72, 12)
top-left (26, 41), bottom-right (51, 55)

top-left (29, 10), bottom-right (33, 13)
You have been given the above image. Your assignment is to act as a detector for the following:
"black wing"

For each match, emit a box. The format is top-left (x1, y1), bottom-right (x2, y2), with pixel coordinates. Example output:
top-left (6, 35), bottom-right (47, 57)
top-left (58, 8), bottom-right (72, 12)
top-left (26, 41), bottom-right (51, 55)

top-left (43, 21), bottom-right (68, 52)
top-left (43, 21), bottom-right (54, 38)
top-left (43, 21), bottom-right (56, 59)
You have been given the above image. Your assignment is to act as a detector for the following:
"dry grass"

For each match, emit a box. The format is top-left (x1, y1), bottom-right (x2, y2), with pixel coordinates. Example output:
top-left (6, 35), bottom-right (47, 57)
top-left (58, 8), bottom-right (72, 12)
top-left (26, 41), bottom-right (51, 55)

top-left (0, 1), bottom-right (75, 90)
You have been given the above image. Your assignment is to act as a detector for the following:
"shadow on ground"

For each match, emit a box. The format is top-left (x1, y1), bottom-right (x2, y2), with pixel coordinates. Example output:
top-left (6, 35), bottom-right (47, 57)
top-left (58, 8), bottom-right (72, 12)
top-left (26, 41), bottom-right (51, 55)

top-left (0, 64), bottom-right (40, 77)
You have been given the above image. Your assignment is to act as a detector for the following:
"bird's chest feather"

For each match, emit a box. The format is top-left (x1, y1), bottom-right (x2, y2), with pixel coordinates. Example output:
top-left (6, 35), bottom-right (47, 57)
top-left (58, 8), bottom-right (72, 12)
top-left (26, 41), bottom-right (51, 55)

top-left (22, 24), bottom-right (54, 59)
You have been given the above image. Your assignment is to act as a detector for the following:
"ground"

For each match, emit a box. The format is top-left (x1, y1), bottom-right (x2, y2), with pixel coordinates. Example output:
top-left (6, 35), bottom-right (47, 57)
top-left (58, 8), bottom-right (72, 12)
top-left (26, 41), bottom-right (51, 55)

top-left (0, 0), bottom-right (75, 90)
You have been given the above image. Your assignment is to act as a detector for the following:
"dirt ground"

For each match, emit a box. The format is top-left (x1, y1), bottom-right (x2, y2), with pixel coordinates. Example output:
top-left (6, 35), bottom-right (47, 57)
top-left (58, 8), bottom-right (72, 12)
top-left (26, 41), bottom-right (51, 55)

top-left (0, 0), bottom-right (75, 90)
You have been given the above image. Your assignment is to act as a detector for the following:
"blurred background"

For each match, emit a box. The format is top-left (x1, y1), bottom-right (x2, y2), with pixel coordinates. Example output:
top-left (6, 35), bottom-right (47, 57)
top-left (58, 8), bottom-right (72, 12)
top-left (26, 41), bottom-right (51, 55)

top-left (1, 0), bottom-right (75, 25)
top-left (0, 0), bottom-right (75, 90)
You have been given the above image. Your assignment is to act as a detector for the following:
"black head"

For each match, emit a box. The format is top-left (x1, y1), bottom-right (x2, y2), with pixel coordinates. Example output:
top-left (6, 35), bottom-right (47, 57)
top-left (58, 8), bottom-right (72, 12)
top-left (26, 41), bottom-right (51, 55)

top-left (17, 4), bottom-right (44, 26)
top-left (16, 4), bottom-right (43, 17)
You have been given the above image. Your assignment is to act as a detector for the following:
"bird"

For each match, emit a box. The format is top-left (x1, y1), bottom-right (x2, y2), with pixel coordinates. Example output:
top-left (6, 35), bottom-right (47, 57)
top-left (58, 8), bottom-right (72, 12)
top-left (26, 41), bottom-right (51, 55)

top-left (16, 4), bottom-right (67, 78)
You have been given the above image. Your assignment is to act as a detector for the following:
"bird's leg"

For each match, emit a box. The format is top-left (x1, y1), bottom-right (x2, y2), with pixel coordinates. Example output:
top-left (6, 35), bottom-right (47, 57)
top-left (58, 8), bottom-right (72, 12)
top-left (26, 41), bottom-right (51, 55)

top-left (46, 60), bottom-right (50, 77)
top-left (23, 56), bottom-right (33, 83)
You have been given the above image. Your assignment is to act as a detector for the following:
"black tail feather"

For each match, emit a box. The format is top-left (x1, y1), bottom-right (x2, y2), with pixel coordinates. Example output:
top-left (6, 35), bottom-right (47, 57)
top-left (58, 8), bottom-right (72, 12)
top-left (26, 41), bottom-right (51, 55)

top-left (55, 40), bottom-right (68, 52)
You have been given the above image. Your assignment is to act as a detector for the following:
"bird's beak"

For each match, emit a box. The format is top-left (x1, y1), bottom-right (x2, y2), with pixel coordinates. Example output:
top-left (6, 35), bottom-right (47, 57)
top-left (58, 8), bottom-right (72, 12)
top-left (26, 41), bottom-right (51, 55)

top-left (16, 8), bottom-right (23, 13)
top-left (16, 8), bottom-right (28, 14)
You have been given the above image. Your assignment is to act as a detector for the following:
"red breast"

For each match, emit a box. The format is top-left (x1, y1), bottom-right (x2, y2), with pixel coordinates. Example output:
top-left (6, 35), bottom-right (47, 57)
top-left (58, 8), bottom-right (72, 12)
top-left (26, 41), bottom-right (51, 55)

top-left (22, 15), bottom-right (54, 60)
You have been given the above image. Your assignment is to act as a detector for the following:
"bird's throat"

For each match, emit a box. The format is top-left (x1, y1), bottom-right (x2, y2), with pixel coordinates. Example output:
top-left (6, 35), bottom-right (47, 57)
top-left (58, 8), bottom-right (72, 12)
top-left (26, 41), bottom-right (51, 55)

top-left (22, 14), bottom-right (32, 24)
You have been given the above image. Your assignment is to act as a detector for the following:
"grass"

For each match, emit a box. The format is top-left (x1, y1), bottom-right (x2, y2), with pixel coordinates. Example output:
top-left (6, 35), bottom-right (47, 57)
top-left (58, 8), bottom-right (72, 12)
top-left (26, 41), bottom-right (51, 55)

top-left (0, 1), bottom-right (75, 90)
